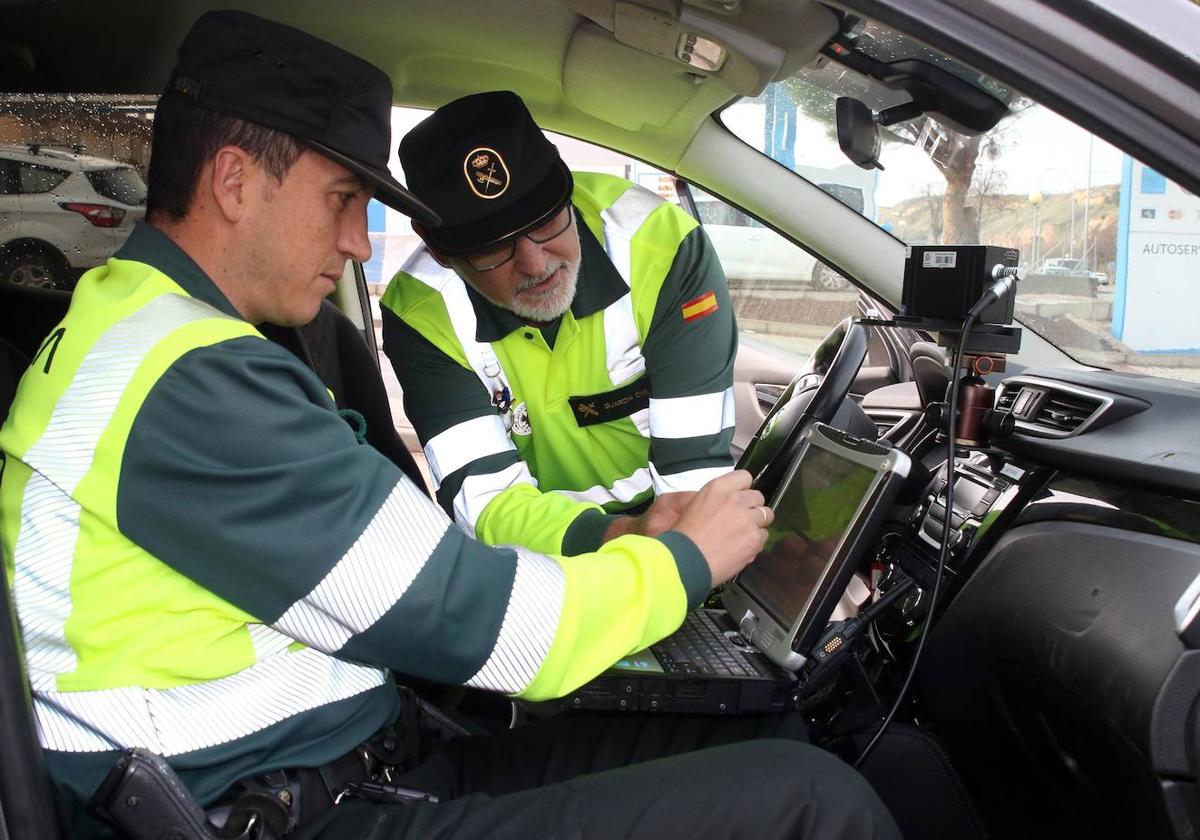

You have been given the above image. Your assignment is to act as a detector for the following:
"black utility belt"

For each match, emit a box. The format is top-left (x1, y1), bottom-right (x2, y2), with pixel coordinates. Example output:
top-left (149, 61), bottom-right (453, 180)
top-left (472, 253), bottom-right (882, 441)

top-left (568, 373), bottom-right (651, 427)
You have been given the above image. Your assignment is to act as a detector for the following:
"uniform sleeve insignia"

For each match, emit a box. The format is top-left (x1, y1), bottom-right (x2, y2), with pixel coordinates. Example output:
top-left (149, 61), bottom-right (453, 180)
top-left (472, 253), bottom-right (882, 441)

top-left (463, 146), bottom-right (510, 199)
top-left (681, 290), bottom-right (718, 322)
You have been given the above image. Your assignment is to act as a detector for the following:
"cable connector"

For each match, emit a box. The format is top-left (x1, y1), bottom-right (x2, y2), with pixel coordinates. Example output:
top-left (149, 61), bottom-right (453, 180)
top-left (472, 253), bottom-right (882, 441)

top-left (966, 264), bottom-right (1023, 319)
top-left (805, 575), bottom-right (916, 680)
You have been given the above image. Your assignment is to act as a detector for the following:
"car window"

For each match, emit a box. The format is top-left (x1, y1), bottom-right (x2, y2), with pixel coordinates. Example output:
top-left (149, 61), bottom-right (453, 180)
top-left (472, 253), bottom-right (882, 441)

top-left (17, 162), bottom-right (68, 193)
top-left (694, 199), bottom-right (759, 228)
top-left (720, 17), bottom-right (1200, 382)
top-left (1, 96), bottom-right (152, 289)
top-left (666, 184), bottom-right (859, 364)
top-left (0, 159), bottom-right (17, 195)
top-left (818, 183), bottom-right (864, 215)
top-left (85, 167), bottom-right (147, 206)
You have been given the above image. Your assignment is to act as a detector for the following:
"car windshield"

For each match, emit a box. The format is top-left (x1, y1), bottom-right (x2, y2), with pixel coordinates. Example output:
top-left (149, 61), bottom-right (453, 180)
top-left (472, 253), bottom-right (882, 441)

top-left (85, 166), bottom-right (147, 206)
top-left (721, 16), bottom-right (1200, 382)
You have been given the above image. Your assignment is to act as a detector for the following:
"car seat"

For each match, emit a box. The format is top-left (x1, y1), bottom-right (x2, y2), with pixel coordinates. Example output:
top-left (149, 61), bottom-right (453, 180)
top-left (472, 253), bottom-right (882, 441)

top-left (909, 340), bottom-right (950, 408)
top-left (0, 282), bottom-right (72, 361)
top-left (0, 334), bottom-right (28, 423)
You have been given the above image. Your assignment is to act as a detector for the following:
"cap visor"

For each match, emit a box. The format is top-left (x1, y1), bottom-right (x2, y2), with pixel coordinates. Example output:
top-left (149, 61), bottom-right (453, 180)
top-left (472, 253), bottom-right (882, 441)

top-left (309, 140), bottom-right (441, 226)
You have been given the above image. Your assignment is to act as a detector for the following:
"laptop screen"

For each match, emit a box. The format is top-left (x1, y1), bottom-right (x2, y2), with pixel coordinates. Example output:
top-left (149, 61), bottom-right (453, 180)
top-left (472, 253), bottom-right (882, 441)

top-left (735, 444), bottom-right (879, 628)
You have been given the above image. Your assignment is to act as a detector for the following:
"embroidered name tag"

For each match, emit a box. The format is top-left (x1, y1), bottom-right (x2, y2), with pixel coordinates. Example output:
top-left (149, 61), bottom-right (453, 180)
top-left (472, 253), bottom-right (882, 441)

top-left (568, 374), bottom-right (651, 427)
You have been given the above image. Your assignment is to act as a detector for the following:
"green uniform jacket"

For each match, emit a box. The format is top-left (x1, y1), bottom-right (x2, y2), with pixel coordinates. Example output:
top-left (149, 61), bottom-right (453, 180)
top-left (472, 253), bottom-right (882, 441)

top-left (0, 223), bottom-right (709, 831)
top-left (382, 173), bottom-right (737, 556)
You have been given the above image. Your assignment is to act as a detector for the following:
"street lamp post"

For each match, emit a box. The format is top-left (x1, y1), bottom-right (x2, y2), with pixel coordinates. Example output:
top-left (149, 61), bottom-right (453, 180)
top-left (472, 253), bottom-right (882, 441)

top-left (1082, 135), bottom-right (1094, 270)
top-left (1029, 190), bottom-right (1044, 268)
top-left (1042, 168), bottom-right (1078, 258)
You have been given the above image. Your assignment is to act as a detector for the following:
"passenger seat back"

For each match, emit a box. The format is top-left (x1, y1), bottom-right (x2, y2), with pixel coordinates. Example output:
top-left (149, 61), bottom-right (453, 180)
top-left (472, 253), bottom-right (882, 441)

top-left (0, 335), bottom-right (28, 425)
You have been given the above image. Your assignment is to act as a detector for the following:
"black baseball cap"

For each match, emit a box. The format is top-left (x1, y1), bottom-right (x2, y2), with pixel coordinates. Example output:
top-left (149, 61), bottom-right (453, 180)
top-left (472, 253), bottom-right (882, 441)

top-left (167, 10), bottom-right (439, 226)
top-left (399, 91), bottom-right (573, 255)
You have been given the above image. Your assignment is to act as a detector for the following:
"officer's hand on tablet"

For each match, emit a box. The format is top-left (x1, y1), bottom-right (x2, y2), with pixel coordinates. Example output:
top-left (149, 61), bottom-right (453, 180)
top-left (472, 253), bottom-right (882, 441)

top-left (672, 470), bottom-right (773, 586)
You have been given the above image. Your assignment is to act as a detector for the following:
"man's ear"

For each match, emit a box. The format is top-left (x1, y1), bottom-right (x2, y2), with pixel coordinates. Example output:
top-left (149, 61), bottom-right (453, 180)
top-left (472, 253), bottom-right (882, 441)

top-left (209, 146), bottom-right (254, 223)
top-left (413, 223), bottom-right (451, 267)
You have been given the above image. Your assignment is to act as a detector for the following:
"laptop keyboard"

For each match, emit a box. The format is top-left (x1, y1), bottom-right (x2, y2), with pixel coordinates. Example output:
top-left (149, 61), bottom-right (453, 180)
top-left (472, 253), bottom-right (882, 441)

top-left (653, 611), bottom-right (766, 677)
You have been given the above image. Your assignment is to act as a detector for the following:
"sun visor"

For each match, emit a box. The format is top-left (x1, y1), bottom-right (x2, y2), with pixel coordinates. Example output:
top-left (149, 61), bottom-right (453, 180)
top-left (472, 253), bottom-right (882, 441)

top-left (564, 1), bottom-right (838, 103)
top-left (563, 24), bottom-right (708, 131)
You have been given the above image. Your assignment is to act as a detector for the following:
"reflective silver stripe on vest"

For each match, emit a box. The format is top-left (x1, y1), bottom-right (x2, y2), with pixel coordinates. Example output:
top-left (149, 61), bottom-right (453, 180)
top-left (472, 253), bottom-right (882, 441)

top-left (401, 249), bottom-right (513, 400)
top-left (248, 623), bottom-right (294, 661)
top-left (599, 183), bottom-right (662, 297)
top-left (600, 185), bottom-right (662, 389)
top-left (12, 294), bottom-right (229, 692)
top-left (556, 460), bottom-right (728, 504)
top-left (554, 466), bottom-right (653, 507)
top-left (453, 461), bottom-right (539, 532)
top-left (34, 648), bottom-right (386, 754)
top-left (649, 463), bottom-right (732, 495)
top-left (465, 546), bottom-right (565, 694)
top-left (274, 477), bottom-right (450, 652)
top-left (648, 387), bottom-right (736, 439)
top-left (423, 414), bottom-right (516, 491)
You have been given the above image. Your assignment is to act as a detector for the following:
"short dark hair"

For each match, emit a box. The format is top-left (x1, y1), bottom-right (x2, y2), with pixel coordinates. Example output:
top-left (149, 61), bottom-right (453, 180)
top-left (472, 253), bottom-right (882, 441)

top-left (146, 93), bottom-right (302, 222)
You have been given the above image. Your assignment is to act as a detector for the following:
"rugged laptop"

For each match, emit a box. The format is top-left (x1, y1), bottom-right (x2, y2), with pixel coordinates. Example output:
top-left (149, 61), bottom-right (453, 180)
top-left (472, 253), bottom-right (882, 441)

top-left (559, 423), bottom-right (911, 714)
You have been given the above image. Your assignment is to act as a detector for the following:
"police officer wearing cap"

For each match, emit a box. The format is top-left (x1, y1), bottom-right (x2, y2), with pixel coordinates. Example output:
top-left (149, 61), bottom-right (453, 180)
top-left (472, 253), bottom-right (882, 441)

top-left (381, 91), bottom-right (739, 556)
top-left (0, 10), bottom-right (901, 840)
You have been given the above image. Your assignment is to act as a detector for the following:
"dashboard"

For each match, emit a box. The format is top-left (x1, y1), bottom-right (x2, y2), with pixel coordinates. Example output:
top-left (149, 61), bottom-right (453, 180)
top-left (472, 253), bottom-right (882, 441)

top-left (857, 365), bottom-right (1200, 839)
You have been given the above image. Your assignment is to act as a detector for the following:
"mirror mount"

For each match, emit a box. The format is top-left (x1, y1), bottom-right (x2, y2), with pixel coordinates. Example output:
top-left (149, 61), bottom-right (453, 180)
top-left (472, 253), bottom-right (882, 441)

top-left (877, 101), bottom-right (922, 127)
top-left (821, 42), bottom-right (1008, 135)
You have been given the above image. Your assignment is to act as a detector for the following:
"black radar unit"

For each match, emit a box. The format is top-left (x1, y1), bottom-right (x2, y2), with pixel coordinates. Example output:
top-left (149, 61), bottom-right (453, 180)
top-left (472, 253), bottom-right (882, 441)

top-left (897, 244), bottom-right (1022, 356)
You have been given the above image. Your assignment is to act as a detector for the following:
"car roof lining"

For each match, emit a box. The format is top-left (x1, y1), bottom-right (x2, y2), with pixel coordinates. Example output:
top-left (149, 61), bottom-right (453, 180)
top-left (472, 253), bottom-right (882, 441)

top-left (0, 0), bottom-right (836, 172)
top-left (0, 0), bottom-right (1088, 375)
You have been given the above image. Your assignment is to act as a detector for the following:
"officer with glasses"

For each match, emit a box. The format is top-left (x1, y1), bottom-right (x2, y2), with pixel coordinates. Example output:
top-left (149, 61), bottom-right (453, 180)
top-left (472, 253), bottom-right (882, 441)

top-left (382, 91), bottom-right (739, 558)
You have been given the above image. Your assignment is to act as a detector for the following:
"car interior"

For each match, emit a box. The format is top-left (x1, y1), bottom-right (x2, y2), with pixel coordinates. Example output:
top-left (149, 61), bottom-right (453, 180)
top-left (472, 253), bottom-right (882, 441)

top-left (3, 0), bottom-right (1200, 838)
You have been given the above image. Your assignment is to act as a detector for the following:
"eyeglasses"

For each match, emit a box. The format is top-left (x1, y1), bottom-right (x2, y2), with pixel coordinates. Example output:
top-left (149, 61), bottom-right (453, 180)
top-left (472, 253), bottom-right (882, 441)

top-left (463, 204), bottom-right (574, 272)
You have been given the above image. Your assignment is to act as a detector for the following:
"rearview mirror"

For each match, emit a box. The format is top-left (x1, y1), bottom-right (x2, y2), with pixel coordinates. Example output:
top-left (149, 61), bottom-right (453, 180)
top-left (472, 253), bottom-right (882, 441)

top-left (835, 97), bottom-right (884, 171)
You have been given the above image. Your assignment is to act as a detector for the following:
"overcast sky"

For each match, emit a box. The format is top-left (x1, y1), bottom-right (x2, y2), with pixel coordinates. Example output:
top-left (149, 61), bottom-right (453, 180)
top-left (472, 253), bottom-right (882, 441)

top-left (721, 101), bottom-right (1127, 210)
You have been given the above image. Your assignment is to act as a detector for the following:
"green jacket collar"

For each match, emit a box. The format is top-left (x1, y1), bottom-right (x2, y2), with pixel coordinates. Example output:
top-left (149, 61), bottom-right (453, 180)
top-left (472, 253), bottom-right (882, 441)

top-left (115, 222), bottom-right (243, 320)
top-left (467, 206), bottom-right (628, 342)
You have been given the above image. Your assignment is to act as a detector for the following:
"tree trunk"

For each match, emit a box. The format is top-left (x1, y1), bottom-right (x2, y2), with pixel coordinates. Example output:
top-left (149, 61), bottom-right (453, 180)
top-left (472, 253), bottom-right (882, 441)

top-left (941, 134), bottom-right (982, 243)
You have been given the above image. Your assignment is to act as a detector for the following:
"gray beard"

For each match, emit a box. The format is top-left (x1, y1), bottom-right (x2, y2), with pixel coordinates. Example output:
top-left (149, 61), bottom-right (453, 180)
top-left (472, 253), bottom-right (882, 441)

top-left (473, 258), bottom-right (581, 323)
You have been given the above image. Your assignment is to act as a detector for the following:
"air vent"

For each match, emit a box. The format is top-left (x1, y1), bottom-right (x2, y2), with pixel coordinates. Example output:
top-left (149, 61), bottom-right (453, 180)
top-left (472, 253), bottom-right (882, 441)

top-left (865, 409), bottom-right (920, 444)
top-left (999, 376), bottom-right (1115, 439)
top-left (1033, 391), bottom-right (1102, 434)
top-left (995, 387), bottom-right (1018, 412)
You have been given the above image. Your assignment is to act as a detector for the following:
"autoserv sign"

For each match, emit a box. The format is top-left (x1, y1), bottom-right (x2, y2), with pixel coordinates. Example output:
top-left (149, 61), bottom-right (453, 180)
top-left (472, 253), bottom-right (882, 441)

top-left (1114, 158), bottom-right (1200, 352)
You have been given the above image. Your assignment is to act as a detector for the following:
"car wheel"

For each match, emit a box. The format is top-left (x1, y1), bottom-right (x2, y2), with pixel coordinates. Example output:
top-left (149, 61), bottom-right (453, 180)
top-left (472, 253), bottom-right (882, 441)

top-left (0, 244), bottom-right (66, 289)
top-left (811, 262), bottom-right (849, 291)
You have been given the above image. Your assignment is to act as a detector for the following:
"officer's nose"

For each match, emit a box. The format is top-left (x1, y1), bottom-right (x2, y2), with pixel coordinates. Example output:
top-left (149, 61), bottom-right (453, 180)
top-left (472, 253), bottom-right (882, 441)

top-left (511, 235), bottom-right (549, 276)
top-left (339, 202), bottom-right (372, 264)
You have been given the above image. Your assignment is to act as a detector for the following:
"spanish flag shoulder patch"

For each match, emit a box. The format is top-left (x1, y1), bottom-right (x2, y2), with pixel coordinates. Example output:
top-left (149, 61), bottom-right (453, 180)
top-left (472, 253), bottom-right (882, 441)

top-left (681, 290), bottom-right (719, 323)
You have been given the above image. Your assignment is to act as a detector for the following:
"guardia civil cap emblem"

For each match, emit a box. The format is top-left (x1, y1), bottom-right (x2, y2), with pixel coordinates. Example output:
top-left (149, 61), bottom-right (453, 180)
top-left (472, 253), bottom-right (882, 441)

top-left (464, 147), bottom-right (510, 199)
